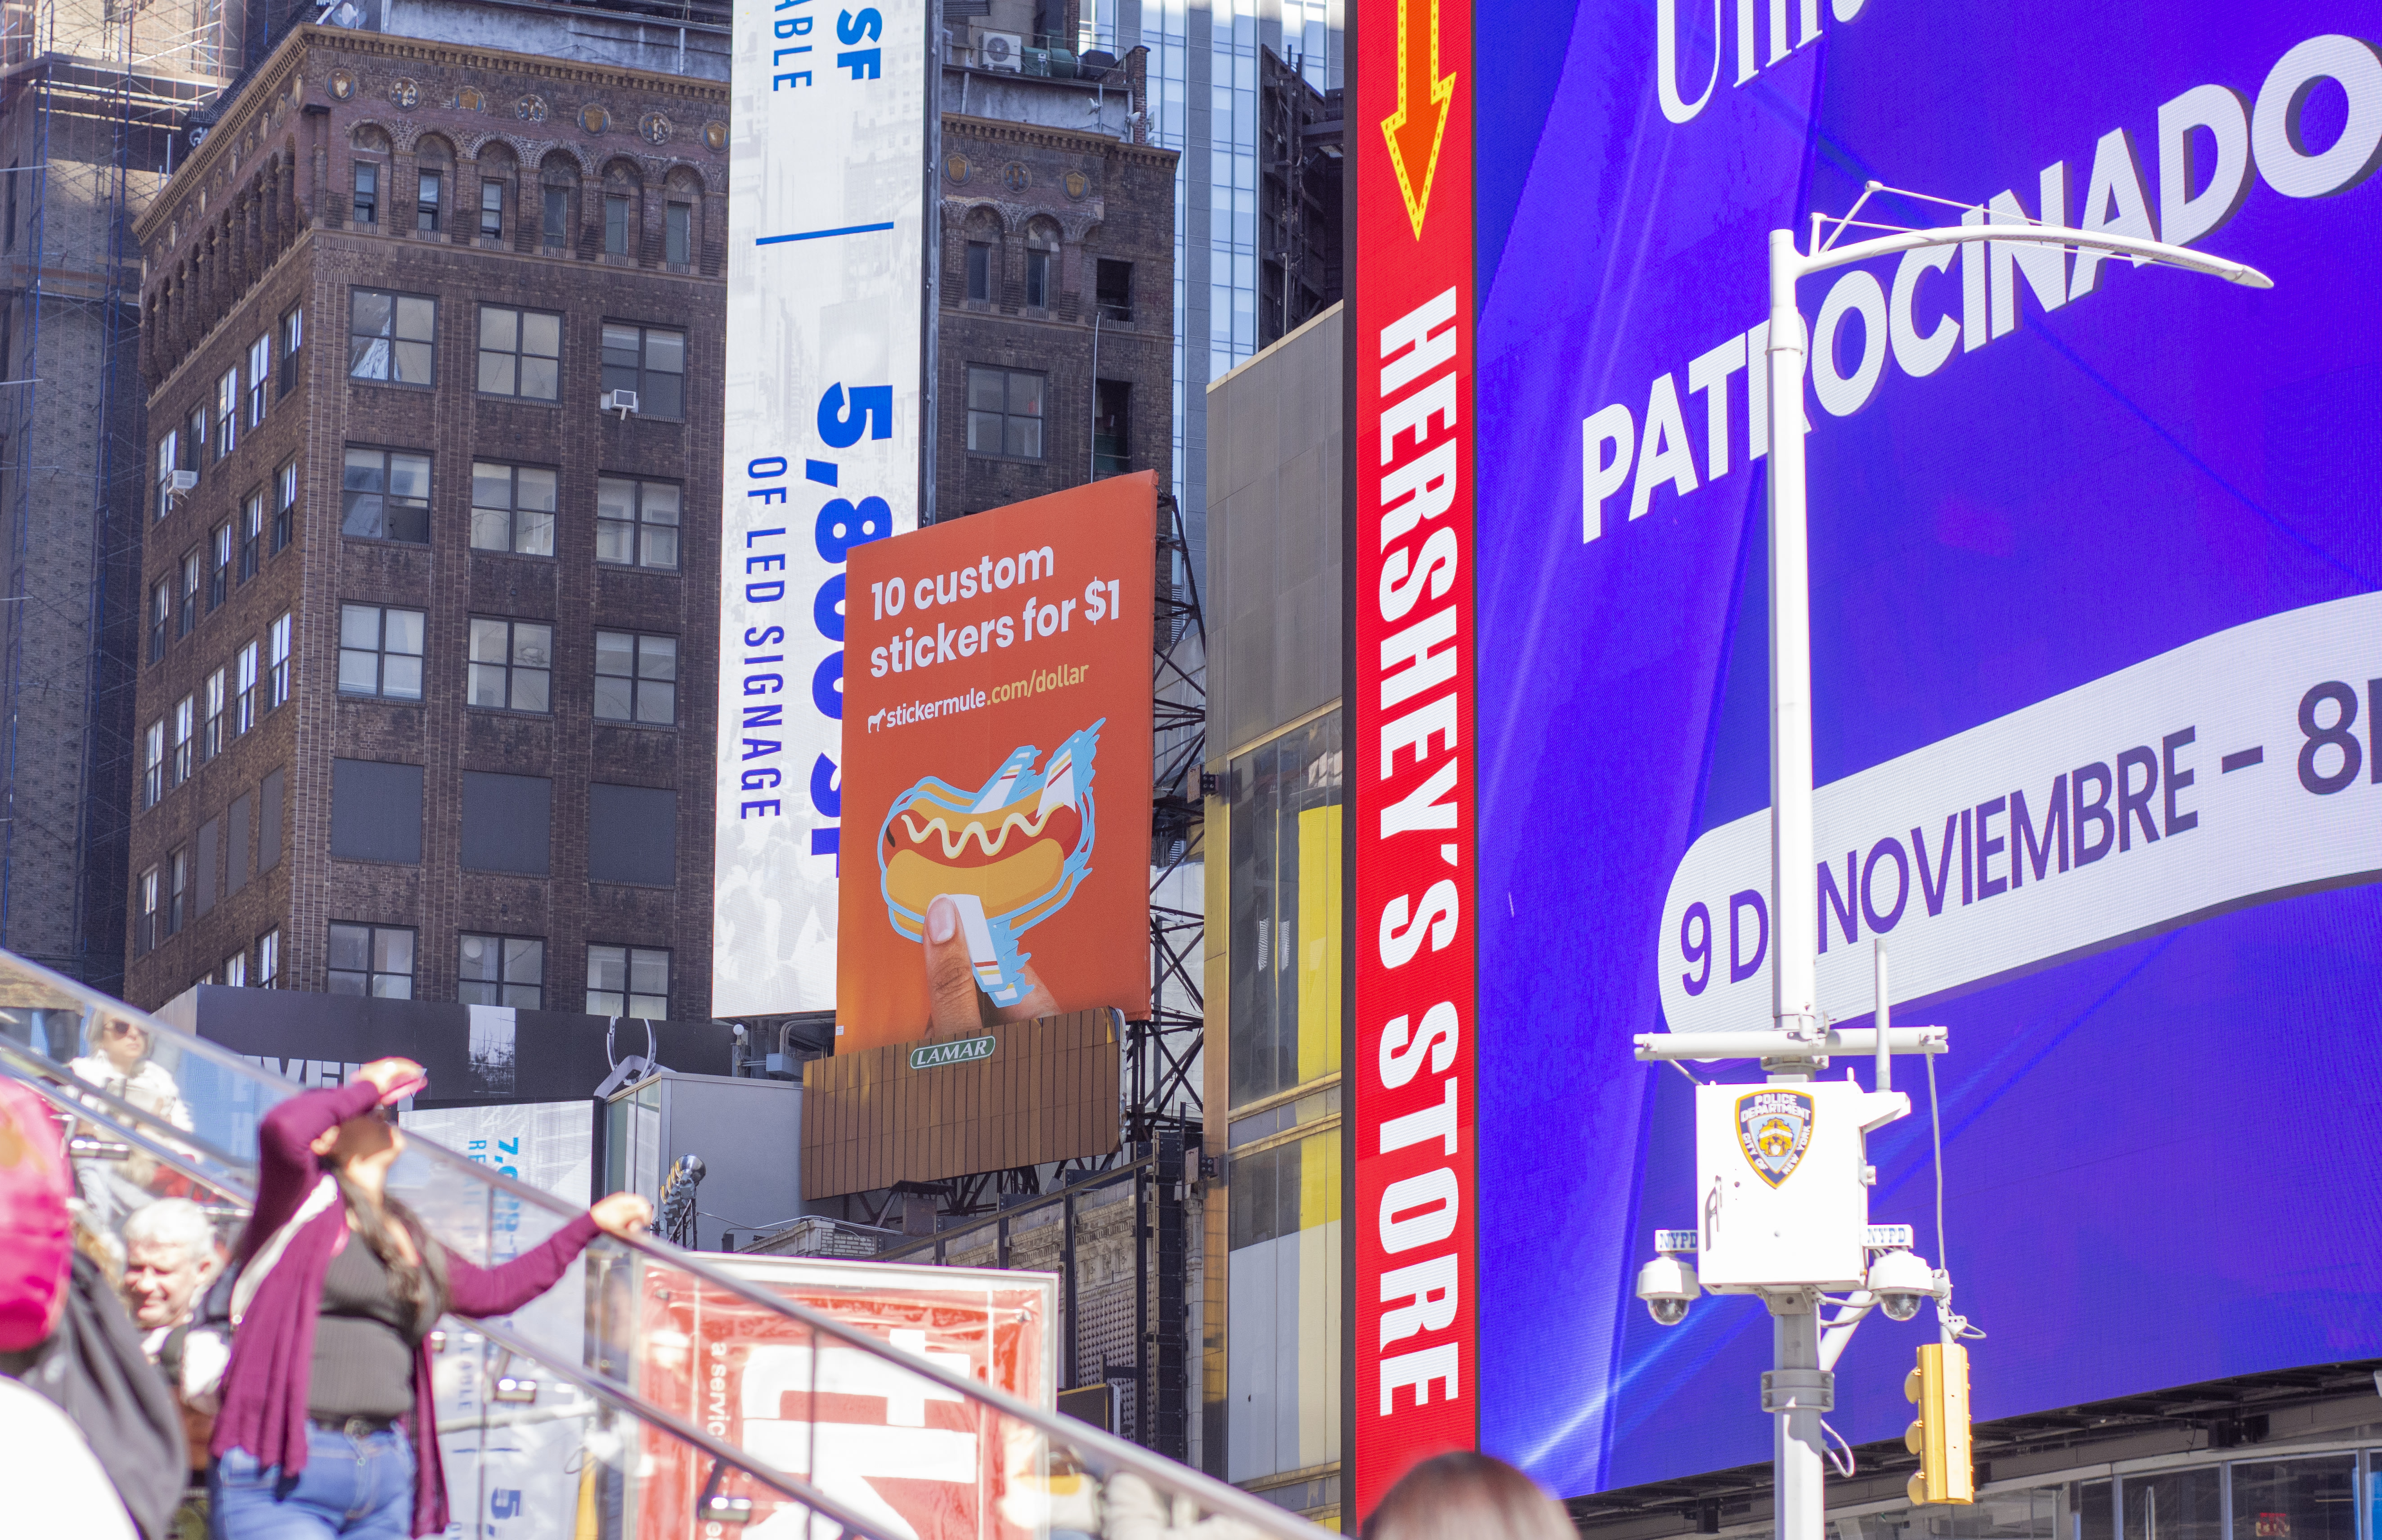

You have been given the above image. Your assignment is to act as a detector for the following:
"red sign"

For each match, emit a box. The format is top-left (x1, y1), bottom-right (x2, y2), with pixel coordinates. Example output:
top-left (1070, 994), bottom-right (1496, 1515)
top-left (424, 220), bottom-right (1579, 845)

top-left (634, 1257), bottom-right (1058, 1539)
top-left (1351, 0), bottom-right (1479, 1518)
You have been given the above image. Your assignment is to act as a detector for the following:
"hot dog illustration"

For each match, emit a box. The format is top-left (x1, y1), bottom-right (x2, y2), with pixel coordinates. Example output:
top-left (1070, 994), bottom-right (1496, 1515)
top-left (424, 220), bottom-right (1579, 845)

top-left (878, 721), bottom-right (1102, 1006)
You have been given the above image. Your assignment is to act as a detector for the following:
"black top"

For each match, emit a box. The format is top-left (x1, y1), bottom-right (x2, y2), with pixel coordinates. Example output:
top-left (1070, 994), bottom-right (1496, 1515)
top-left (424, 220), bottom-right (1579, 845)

top-left (307, 1231), bottom-right (432, 1422)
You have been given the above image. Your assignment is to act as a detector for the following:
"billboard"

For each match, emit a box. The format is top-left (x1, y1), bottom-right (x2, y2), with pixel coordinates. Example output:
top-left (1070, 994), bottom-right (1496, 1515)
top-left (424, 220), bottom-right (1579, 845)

top-left (1449, 0), bottom-right (2382, 1508)
top-left (633, 1256), bottom-right (1056, 1539)
top-left (713, 0), bottom-right (930, 1017)
top-left (1347, 0), bottom-right (1482, 1515)
top-left (837, 476), bottom-right (1158, 1051)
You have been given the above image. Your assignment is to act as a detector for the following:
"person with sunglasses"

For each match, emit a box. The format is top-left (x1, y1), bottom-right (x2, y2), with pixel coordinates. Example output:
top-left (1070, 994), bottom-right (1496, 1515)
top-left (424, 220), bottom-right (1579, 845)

top-left (209, 1057), bottom-right (651, 1540)
top-left (68, 1016), bottom-right (197, 1234)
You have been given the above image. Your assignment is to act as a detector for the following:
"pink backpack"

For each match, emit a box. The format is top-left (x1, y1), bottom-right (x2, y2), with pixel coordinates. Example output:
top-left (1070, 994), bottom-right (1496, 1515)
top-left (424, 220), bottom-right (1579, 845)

top-left (0, 1075), bottom-right (71, 1352)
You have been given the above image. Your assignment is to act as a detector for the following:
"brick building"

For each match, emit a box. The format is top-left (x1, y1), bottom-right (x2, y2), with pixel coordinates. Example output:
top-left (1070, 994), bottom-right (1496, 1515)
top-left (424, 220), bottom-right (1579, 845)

top-left (935, 52), bottom-right (1176, 520)
top-left (123, 22), bottom-right (727, 1013)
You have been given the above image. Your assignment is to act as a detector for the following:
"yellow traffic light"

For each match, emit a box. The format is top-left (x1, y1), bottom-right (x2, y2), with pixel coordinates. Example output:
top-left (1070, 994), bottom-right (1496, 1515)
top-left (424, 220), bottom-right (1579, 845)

top-left (1903, 1341), bottom-right (1974, 1505)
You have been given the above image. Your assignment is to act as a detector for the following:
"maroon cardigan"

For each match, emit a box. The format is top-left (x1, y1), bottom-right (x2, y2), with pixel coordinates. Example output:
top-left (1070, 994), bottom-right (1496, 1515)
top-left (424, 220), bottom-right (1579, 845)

top-left (213, 1078), bottom-right (603, 1537)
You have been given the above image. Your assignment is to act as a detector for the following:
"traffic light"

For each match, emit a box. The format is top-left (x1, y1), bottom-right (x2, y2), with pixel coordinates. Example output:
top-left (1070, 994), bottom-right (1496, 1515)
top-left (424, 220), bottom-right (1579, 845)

top-left (1904, 1341), bottom-right (1974, 1505)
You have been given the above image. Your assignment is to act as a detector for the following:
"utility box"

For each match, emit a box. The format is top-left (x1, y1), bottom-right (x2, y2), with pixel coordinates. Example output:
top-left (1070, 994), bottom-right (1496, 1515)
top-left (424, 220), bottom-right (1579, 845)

top-left (1694, 1080), bottom-right (1906, 1289)
top-left (601, 1070), bottom-right (802, 1251)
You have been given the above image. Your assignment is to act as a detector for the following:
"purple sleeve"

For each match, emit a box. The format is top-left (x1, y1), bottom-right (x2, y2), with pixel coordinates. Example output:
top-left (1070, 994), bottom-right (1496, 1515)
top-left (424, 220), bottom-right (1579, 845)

top-left (238, 1080), bottom-right (381, 1260)
top-left (444, 1212), bottom-right (605, 1319)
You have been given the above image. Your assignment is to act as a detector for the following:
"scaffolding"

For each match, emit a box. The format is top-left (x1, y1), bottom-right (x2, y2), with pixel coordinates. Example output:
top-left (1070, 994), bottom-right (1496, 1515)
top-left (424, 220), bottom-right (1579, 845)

top-left (0, 0), bottom-right (228, 989)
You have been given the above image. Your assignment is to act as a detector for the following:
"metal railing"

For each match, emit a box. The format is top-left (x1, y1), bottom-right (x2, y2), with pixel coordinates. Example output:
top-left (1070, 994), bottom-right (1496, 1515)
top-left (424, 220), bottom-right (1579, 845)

top-left (0, 946), bottom-right (1328, 1539)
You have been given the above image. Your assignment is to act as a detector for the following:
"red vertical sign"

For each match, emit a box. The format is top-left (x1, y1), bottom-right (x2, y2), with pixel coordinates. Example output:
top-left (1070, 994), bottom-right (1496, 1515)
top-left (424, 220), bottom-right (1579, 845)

top-left (1350, 0), bottom-right (1477, 1518)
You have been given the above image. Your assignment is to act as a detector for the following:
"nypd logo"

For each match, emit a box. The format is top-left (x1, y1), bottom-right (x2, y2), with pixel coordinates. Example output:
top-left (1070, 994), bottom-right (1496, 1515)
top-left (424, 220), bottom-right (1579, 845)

top-left (1736, 1090), bottom-right (1815, 1187)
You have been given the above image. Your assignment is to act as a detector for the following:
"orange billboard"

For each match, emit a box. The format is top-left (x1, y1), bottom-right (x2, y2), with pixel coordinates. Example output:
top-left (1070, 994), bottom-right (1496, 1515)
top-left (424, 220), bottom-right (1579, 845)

top-left (837, 474), bottom-right (1156, 1051)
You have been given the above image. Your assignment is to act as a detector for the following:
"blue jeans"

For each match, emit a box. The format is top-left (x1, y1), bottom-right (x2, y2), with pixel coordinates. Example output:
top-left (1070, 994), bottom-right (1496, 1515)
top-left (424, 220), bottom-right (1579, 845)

top-left (211, 1424), bottom-right (415, 1540)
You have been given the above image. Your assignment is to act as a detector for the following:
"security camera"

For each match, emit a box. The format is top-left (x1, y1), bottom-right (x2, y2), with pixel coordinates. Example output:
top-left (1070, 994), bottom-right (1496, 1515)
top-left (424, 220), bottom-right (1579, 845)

top-left (1637, 1254), bottom-right (1700, 1327)
top-left (1866, 1246), bottom-right (1936, 1322)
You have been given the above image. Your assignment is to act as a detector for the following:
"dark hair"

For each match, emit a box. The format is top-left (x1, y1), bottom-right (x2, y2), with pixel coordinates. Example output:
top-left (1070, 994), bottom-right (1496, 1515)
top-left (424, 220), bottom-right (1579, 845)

top-left (1364, 1452), bottom-right (1575, 1540)
top-left (333, 1171), bottom-right (446, 1325)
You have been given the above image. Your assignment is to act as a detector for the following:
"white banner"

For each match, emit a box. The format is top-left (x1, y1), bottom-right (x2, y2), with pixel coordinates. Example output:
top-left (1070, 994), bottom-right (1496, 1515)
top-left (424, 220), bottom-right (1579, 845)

top-left (1659, 592), bottom-right (2382, 1034)
top-left (714, 0), bottom-right (929, 1016)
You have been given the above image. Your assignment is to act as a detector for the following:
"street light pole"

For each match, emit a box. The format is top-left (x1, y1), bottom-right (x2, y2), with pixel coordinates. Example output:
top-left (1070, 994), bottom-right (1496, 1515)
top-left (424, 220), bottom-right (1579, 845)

top-left (1751, 206), bottom-right (2271, 1540)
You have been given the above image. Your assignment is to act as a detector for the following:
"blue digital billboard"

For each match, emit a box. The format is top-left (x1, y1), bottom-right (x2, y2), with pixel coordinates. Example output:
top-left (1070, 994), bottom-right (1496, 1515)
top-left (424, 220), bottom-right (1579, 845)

top-left (1468, 1), bottom-right (2382, 1498)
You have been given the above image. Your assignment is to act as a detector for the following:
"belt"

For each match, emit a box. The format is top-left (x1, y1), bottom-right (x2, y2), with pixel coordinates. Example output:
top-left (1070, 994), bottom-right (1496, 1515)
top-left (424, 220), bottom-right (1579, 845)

top-left (312, 1415), bottom-right (400, 1439)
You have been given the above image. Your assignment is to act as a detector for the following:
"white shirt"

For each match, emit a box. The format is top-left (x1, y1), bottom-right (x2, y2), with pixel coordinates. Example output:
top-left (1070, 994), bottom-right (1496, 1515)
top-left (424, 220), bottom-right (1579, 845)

top-left (0, 1377), bottom-right (138, 1540)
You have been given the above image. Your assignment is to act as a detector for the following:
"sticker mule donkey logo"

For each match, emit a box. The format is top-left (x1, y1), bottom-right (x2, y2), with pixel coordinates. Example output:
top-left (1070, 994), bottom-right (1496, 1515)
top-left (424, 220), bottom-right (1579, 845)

top-left (1736, 1090), bottom-right (1815, 1186)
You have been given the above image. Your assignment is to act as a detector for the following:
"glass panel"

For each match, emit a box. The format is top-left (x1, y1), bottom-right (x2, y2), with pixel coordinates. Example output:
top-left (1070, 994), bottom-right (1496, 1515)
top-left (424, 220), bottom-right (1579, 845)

top-left (395, 296), bottom-right (436, 340)
top-left (628, 950), bottom-right (669, 996)
top-left (470, 506), bottom-right (511, 550)
top-left (968, 411), bottom-right (1004, 453)
top-left (341, 604), bottom-right (381, 649)
top-left (512, 624), bottom-right (552, 669)
top-left (644, 329), bottom-right (684, 374)
top-left (459, 934), bottom-right (497, 982)
top-left (595, 631), bottom-right (634, 676)
top-left (381, 656), bottom-right (422, 699)
top-left (638, 681), bottom-right (674, 725)
top-left (388, 453), bottom-right (431, 503)
top-left (472, 463), bottom-right (512, 507)
top-left (469, 664), bottom-right (508, 709)
top-left (351, 289), bottom-right (392, 337)
top-left (518, 356), bottom-right (557, 398)
top-left (640, 638), bottom-right (677, 679)
top-left (468, 618), bottom-right (510, 663)
top-left (643, 526), bottom-right (679, 568)
top-left (1009, 372), bottom-right (1044, 416)
top-left (503, 938), bottom-right (543, 985)
top-left (521, 312), bottom-right (560, 356)
top-left (1006, 415), bottom-right (1041, 458)
top-left (2232, 1458), bottom-right (2356, 1540)
top-left (516, 467), bottom-right (556, 511)
top-left (384, 610), bottom-right (424, 655)
top-left (967, 367), bottom-right (1005, 412)
top-left (373, 927), bottom-right (414, 976)
top-left (511, 670), bottom-right (550, 714)
top-left (328, 921), bottom-right (370, 972)
top-left (393, 340), bottom-right (433, 383)
top-left (2123, 1468), bottom-right (2223, 1540)
top-left (478, 306), bottom-right (516, 349)
top-left (640, 482), bottom-right (680, 524)
top-left (594, 676), bottom-right (633, 720)
top-left (644, 372), bottom-right (683, 419)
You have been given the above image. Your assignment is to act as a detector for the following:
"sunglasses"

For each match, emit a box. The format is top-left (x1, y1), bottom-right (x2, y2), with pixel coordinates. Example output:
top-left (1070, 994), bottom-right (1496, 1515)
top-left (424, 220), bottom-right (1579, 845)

top-left (102, 1022), bottom-right (146, 1041)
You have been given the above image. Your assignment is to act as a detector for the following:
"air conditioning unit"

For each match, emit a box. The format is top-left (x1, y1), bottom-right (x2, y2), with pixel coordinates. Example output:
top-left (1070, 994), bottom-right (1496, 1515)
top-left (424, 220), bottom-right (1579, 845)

top-left (169, 470), bottom-right (199, 493)
top-left (978, 30), bottom-right (1022, 71)
top-left (602, 389), bottom-right (640, 418)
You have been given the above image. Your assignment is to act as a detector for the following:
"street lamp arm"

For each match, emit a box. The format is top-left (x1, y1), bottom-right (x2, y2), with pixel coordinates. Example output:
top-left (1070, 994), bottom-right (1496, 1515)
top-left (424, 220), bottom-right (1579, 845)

top-left (1791, 223), bottom-right (2274, 289)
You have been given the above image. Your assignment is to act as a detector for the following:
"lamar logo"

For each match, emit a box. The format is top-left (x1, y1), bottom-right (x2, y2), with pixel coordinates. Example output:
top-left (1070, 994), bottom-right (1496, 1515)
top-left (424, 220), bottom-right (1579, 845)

top-left (1736, 1090), bottom-right (1814, 1186)
top-left (908, 1034), bottom-right (996, 1070)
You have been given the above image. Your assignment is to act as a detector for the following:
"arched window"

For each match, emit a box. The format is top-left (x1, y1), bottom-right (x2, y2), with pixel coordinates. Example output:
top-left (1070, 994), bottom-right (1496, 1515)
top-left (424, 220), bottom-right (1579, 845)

top-left (663, 167), bottom-right (702, 266)
top-left (1023, 216), bottom-right (1062, 309)
top-left (538, 152), bottom-right (580, 250)
top-left (600, 159), bottom-right (643, 257)
top-left (475, 142), bottom-right (518, 242)
top-left (960, 206), bottom-right (1004, 303)
top-left (350, 126), bottom-right (390, 227)
top-left (412, 134), bottom-right (455, 233)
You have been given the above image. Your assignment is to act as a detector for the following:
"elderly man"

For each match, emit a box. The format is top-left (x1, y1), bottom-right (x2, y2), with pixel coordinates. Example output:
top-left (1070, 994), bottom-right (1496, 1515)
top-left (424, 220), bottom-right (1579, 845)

top-left (121, 1197), bottom-right (224, 1539)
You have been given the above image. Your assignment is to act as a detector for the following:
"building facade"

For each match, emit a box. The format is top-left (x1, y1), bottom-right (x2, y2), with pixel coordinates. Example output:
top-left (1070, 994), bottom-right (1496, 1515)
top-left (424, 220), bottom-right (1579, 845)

top-left (123, 23), bottom-right (728, 1016)
top-left (936, 54), bottom-right (1178, 521)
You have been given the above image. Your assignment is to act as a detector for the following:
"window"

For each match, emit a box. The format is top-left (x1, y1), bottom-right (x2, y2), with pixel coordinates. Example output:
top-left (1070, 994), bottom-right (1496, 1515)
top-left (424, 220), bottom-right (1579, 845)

top-left (603, 193), bottom-right (631, 254)
top-left (278, 306), bottom-right (302, 397)
top-left (328, 922), bottom-right (414, 998)
top-left (273, 460), bottom-right (296, 552)
top-left (1096, 258), bottom-right (1133, 322)
top-left (179, 551), bottom-right (200, 636)
top-left (460, 935), bottom-right (543, 1008)
top-left (259, 767), bottom-right (284, 868)
top-left (215, 366), bottom-right (238, 458)
top-left (136, 868), bottom-right (158, 953)
top-left (594, 631), bottom-right (677, 725)
top-left (331, 759), bottom-right (422, 863)
top-left (148, 581), bottom-right (169, 663)
top-left (168, 850), bottom-right (188, 935)
top-left (338, 604), bottom-right (426, 699)
top-left (468, 618), bottom-right (552, 713)
top-left (966, 366), bottom-right (1045, 458)
top-left (235, 641), bottom-right (259, 734)
top-left (664, 201), bottom-right (691, 265)
top-left (416, 169), bottom-right (442, 232)
top-left (476, 306), bottom-right (560, 399)
top-left (221, 950), bottom-right (246, 987)
top-left (341, 447), bottom-right (431, 542)
top-left (596, 478), bottom-right (680, 569)
top-left (208, 521), bottom-right (231, 609)
top-left (586, 945), bottom-right (668, 1017)
top-left (202, 667), bottom-right (225, 761)
top-left (155, 430), bottom-right (179, 520)
top-left (470, 463), bottom-right (557, 555)
top-left (600, 323), bottom-right (685, 418)
top-left (353, 161), bottom-right (379, 224)
top-left (480, 178), bottom-right (504, 239)
top-left (965, 241), bottom-right (991, 301)
top-left (268, 613), bottom-right (292, 707)
top-left (542, 186), bottom-right (569, 245)
top-left (1025, 247), bottom-right (1052, 308)
top-left (185, 404), bottom-right (206, 471)
top-left (462, 772), bottom-right (552, 874)
top-left (245, 333), bottom-right (270, 426)
top-left (588, 784), bottom-right (675, 885)
top-left (171, 694), bottom-right (193, 785)
top-left (194, 816), bottom-right (219, 919)
top-left (1095, 380), bottom-right (1130, 475)
top-left (226, 793), bottom-right (251, 895)
top-left (239, 493), bottom-right (263, 581)
top-left (348, 289), bottom-right (435, 385)
top-left (256, 928), bottom-right (279, 986)
top-left (142, 721), bottom-right (163, 808)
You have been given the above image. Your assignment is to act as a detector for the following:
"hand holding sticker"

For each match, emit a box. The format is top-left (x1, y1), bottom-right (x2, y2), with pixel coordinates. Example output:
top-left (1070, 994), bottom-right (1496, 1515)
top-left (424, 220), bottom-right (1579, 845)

top-left (922, 895), bottom-right (1059, 1036)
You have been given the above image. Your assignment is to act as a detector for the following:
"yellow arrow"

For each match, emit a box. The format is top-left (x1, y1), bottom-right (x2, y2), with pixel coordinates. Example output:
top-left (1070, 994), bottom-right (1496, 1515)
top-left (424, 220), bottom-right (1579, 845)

top-left (1379, 0), bottom-right (1456, 241)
